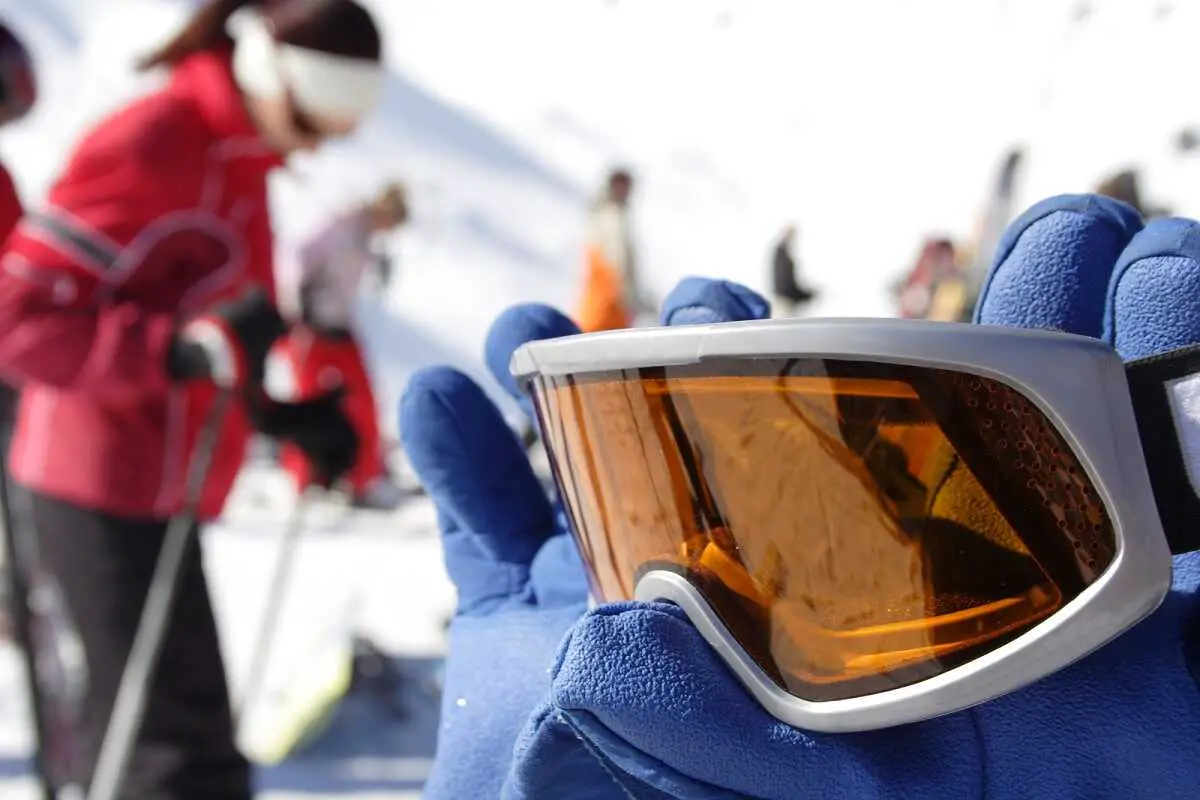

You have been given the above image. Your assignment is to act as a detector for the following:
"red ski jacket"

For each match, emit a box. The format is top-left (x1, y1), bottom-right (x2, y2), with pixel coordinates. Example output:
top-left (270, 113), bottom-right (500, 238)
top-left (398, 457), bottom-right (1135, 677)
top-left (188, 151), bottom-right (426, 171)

top-left (0, 163), bottom-right (22, 244)
top-left (0, 47), bottom-right (283, 521)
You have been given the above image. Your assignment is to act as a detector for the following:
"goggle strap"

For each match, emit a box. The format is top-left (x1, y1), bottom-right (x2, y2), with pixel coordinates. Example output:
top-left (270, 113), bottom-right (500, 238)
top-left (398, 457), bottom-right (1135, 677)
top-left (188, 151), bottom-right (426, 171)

top-left (1124, 343), bottom-right (1200, 555)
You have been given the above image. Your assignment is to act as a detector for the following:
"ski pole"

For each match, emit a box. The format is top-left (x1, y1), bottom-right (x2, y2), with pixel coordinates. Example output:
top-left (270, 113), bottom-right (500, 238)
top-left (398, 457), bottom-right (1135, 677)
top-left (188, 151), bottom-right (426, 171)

top-left (234, 492), bottom-right (309, 733)
top-left (85, 392), bottom-right (233, 800)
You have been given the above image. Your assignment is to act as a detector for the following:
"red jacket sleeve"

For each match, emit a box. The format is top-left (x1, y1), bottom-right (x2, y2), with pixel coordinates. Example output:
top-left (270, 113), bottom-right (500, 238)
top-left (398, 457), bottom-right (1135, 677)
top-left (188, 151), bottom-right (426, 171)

top-left (0, 97), bottom-right (210, 397)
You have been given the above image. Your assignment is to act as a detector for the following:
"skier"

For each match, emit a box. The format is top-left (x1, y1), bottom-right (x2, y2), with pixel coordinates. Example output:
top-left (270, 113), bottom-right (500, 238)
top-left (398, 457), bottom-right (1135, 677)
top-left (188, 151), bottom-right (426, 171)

top-left (891, 237), bottom-right (963, 320)
top-left (769, 224), bottom-right (817, 318)
top-left (275, 183), bottom-right (410, 509)
top-left (1093, 168), bottom-right (1172, 219)
top-left (0, 1), bottom-right (385, 797)
top-left (403, 192), bottom-right (1200, 799)
top-left (574, 167), bottom-right (653, 332)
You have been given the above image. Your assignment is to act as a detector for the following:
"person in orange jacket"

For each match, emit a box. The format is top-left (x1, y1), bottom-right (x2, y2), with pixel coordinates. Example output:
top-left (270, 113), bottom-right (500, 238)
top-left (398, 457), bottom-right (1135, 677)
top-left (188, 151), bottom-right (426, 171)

top-left (574, 167), bottom-right (653, 332)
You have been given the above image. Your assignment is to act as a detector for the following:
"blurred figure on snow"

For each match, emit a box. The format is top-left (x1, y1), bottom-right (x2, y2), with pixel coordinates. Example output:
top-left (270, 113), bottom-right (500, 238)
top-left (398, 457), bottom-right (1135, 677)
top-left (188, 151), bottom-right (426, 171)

top-left (275, 182), bottom-right (410, 510)
top-left (957, 145), bottom-right (1025, 321)
top-left (1094, 168), bottom-right (1170, 220)
top-left (892, 237), bottom-right (967, 321)
top-left (769, 223), bottom-right (817, 318)
top-left (574, 167), bottom-right (653, 332)
top-left (0, 1), bottom-right (384, 796)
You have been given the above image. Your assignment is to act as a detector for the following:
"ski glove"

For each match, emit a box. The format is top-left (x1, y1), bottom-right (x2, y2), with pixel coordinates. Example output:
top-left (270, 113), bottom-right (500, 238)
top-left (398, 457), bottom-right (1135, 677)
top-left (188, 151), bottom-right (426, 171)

top-left (401, 279), bottom-right (769, 799)
top-left (168, 285), bottom-right (287, 389)
top-left (407, 194), bottom-right (1200, 800)
top-left (248, 388), bottom-right (358, 488)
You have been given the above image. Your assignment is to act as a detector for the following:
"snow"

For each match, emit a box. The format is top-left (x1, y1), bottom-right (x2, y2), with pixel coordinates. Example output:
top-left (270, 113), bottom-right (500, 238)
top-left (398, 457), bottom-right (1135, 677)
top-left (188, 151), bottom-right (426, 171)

top-left (1, 0), bottom-right (1199, 795)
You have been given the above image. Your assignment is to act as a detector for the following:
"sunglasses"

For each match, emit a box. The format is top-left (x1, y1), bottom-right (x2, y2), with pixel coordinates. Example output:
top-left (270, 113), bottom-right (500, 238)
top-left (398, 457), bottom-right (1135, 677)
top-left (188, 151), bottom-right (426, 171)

top-left (512, 318), bottom-right (1198, 732)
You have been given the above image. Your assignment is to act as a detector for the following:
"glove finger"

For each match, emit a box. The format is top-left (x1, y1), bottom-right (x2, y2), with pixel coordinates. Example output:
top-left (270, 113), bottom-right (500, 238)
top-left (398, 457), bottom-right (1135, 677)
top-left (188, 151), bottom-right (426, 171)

top-left (526, 602), bottom-right (975, 800)
top-left (974, 194), bottom-right (1143, 336)
top-left (661, 277), bottom-right (771, 326)
top-left (1104, 217), bottom-right (1200, 358)
top-left (400, 366), bottom-right (555, 612)
top-left (485, 303), bottom-right (581, 420)
top-left (1104, 220), bottom-right (1200, 645)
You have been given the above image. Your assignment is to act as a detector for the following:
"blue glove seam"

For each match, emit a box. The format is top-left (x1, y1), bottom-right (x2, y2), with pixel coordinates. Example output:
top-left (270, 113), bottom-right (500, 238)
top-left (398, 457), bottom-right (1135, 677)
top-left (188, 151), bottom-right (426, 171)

top-left (967, 706), bottom-right (989, 800)
top-left (558, 710), bottom-right (643, 800)
top-left (561, 707), bottom-right (775, 800)
top-left (457, 576), bottom-right (533, 616)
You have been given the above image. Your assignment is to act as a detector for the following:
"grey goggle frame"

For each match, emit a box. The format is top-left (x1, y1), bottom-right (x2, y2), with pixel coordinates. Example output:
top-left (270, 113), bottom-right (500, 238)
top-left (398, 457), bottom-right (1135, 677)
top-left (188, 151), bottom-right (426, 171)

top-left (511, 317), bottom-right (1198, 733)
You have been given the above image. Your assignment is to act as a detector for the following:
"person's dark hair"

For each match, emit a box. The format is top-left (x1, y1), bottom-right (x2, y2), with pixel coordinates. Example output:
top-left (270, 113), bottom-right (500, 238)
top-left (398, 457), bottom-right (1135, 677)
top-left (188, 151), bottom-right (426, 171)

top-left (1094, 169), bottom-right (1144, 216)
top-left (137, 0), bottom-right (381, 73)
top-left (608, 167), bottom-right (634, 186)
top-left (0, 23), bottom-right (36, 120)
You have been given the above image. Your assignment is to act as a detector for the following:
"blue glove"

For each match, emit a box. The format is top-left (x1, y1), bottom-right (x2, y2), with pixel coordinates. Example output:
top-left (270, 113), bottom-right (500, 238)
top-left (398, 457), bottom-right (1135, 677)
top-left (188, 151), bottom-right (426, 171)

top-left (401, 280), bottom-right (769, 799)
top-left (406, 197), bottom-right (1200, 799)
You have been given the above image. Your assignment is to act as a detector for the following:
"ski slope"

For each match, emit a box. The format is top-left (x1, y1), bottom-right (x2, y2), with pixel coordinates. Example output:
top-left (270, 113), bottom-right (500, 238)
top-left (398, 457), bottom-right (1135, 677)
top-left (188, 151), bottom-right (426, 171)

top-left (2, 0), bottom-right (1200, 796)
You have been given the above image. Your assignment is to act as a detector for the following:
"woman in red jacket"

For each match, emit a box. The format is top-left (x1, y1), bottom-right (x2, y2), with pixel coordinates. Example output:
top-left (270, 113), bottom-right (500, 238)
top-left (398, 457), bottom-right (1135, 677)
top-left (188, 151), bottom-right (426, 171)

top-left (0, 1), bottom-right (385, 795)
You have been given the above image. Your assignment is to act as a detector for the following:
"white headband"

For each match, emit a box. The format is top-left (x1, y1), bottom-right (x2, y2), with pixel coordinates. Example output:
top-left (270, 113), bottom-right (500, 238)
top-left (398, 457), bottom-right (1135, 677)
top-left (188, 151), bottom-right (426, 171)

top-left (231, 13), bottom-right (384, 123)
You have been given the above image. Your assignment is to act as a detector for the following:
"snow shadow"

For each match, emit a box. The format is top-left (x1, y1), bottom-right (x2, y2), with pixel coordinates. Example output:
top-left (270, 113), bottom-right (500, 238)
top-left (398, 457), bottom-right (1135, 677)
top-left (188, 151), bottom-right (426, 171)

top-left (361, 68), bottom-right (584, 205)
top-left (449, 206), bottom-right (567, 274)
top-left (0, 755), bottom-right (32, 779)
top-left (254, 655), bottom-right (444, 794)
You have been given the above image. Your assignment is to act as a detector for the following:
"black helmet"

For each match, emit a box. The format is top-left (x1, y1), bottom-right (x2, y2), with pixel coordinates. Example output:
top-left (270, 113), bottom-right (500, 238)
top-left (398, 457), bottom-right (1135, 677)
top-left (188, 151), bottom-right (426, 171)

top-left (0, 24), bottom-right (36, 125)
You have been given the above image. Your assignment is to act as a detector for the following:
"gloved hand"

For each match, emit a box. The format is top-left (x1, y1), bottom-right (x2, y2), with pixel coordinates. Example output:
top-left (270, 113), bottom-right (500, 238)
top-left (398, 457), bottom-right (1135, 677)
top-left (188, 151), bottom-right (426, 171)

top-left (167, 284), bottom-right (287, 389)
top-left (248, 387), bottom-right (358, 488)
top-left (408, 196), bottom-right (1200, 800)
top-left (401, 278), bottom-right (768, 799)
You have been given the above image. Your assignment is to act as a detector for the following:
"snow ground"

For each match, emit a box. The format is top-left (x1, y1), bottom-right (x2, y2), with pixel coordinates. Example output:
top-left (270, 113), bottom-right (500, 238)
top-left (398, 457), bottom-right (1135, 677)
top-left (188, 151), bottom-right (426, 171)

top-left (2, 0), bottom-right (1200, 796)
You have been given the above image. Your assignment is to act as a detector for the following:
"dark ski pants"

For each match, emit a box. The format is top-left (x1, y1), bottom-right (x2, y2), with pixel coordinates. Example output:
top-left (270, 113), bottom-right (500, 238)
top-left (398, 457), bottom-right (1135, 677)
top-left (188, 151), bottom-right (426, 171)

top-left (30, 491), bottom-right (252, 799)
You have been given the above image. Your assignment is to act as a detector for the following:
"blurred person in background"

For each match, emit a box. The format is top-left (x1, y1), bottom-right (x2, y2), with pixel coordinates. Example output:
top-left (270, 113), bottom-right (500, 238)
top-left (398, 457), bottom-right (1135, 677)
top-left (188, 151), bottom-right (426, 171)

top-left (957, 146), bottom-right (1025, 321)
top-left (274, 182), bottom-right (410, 510)
top-left (0, 0), bottom-right (385, 795)
top-left (769, 223), bottom-right (817, 318)
top-left (892, 237), bottom-right (966, 320)
top-left (574, 167), bottom-right (654, 332)
top-left (1094, 168), bottom-right (1171, 219)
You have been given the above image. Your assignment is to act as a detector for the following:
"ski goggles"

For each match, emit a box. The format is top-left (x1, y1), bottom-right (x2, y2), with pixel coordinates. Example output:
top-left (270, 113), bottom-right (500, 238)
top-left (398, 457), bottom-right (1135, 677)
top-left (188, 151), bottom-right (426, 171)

top-left (510, 319), bottom-right (1200, 732)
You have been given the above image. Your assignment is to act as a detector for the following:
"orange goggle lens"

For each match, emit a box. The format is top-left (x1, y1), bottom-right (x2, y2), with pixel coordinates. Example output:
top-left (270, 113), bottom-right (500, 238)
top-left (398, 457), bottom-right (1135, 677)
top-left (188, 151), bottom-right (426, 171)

top-left (530, 358), bottom-right (1117, 702)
